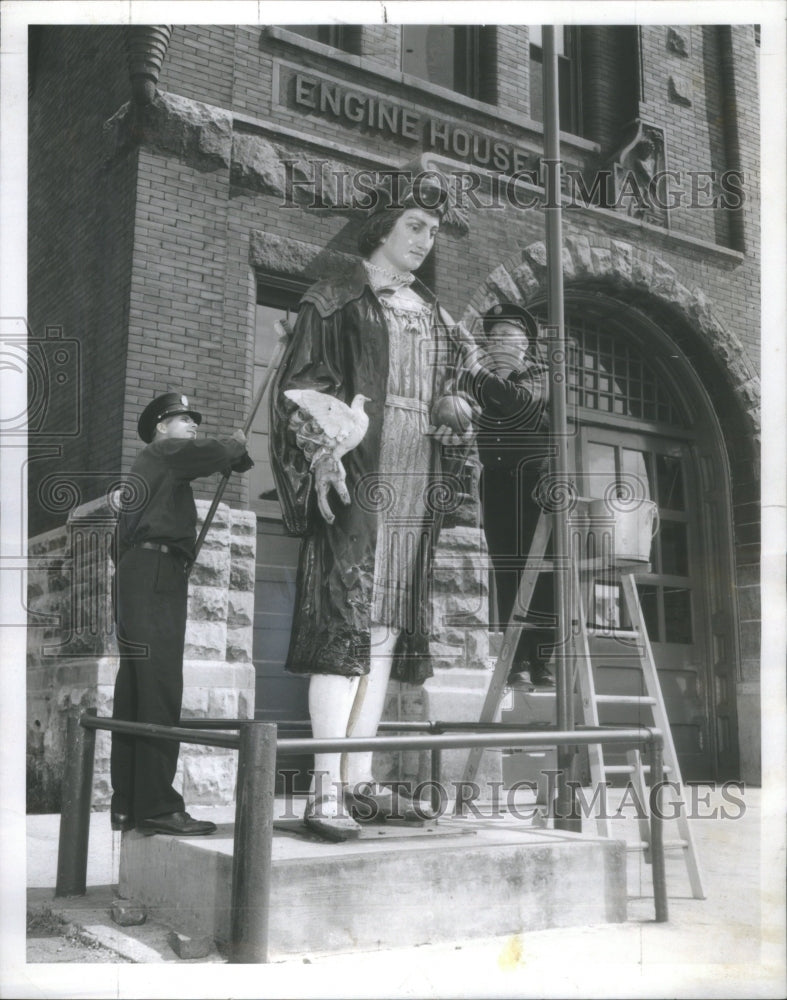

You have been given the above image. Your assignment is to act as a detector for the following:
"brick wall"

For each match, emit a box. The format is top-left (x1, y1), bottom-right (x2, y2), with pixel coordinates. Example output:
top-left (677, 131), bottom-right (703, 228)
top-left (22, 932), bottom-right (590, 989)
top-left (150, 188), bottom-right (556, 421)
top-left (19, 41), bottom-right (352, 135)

top-left (359, 25), bottom-right (401, 68)
top-left (28, 26), bottom-right (139, 536)
top-left (495, 26), bottom-right (529, 116)
top-left (157, 24), bottom-right (236, 108)
top-left (123, 145), bottom-right (251, 508)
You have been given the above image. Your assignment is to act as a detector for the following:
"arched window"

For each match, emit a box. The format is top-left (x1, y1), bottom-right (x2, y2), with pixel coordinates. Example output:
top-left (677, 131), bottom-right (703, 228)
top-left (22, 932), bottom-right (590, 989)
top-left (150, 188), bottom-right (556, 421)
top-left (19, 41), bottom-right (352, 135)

top-left (528, 295), bottom-right (741, 780)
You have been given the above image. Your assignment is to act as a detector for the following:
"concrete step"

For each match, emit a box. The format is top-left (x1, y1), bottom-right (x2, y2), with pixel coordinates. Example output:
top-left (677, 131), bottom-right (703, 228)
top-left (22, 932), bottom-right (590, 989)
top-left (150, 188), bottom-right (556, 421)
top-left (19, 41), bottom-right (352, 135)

top-left (119, 803), bottom-right (627, 958)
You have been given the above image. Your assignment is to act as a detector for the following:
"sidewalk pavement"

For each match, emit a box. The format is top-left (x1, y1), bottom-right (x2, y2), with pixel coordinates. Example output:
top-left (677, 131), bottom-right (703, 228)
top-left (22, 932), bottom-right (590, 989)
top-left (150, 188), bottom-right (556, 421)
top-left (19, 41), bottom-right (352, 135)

top-left (15, 786), bottom-right (787, 1000)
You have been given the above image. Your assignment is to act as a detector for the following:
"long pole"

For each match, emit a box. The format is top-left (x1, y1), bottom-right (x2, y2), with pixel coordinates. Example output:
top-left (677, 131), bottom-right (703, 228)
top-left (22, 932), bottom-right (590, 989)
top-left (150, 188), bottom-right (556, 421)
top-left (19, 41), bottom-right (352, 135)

top-left (191, 325), bottom-right (289, 568)
top-left (542, 26), bottom-right (578, 831)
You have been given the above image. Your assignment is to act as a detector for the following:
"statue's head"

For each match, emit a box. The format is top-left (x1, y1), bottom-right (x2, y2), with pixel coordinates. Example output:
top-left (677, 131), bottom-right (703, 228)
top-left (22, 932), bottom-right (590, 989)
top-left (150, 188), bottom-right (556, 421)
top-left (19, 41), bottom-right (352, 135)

top-left (357, 169), bottom-right (450, 260)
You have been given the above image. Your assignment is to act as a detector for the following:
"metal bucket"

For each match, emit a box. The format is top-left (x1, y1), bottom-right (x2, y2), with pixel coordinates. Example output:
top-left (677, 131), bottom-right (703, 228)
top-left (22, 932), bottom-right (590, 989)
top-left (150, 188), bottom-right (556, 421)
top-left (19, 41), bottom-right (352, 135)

top-left (587, 498), bottom-right (659, 565)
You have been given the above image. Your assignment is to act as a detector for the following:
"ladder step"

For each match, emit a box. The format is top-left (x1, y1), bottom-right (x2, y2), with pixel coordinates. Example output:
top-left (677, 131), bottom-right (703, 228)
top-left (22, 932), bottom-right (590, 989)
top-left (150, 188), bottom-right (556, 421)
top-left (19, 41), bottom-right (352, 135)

top-left (594, 694), bottom-right (657, 705)
top-left (586, 627), bottom-right (640, 639)
top-left (630, 839), bottom-right (689, 851)
top-left (603, 763), bottom-right (673, 775)
top-left (511, 617), bottom-right (552, 627)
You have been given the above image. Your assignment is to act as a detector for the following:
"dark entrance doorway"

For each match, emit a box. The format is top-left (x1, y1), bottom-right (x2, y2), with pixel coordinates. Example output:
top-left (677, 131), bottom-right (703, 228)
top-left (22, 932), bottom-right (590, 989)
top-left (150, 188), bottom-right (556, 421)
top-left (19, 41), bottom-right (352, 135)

top-left (556, 295), bottom-right (740, 780)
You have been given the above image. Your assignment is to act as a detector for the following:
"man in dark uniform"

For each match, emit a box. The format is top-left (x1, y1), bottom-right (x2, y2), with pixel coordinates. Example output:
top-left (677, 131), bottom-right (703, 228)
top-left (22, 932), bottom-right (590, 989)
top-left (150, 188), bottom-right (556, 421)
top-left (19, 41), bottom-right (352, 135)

top-left (111, 392), bottom-right (253, 836)
top-left (459, 304), bottom-right (556, 687)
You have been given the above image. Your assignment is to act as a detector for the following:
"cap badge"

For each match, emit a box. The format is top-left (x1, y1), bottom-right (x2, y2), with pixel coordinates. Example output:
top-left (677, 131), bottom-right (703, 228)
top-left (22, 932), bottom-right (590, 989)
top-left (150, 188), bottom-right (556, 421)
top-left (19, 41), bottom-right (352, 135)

top-left (180, 395), bottom-right (189, 407)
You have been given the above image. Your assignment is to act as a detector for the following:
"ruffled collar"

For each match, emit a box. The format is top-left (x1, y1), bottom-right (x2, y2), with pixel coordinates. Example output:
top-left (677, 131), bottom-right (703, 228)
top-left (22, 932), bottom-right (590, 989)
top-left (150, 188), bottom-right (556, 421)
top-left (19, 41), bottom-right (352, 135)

top-left (363, 259), bottom-right (416, 292)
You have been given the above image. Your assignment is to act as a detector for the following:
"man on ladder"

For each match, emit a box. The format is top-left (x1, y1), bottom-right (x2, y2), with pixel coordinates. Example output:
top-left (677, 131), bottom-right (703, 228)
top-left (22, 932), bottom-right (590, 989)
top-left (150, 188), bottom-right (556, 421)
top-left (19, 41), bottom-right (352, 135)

top-left (458, 303), bottom-right (556, 689)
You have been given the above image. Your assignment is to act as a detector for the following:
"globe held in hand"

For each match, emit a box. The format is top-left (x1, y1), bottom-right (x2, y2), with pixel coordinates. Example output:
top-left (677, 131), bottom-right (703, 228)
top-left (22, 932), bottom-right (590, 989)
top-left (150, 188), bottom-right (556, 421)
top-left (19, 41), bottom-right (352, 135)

top-left (432, 394), bottom-right (473, 433)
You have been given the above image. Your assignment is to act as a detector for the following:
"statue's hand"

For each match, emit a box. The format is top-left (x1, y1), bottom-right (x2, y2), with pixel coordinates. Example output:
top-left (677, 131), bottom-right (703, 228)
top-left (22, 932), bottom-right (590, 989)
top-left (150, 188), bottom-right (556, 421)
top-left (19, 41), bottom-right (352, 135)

top-left (429, 423), bottom-right (476, 447)
top-left (312, 452), bottom-right (351, 525)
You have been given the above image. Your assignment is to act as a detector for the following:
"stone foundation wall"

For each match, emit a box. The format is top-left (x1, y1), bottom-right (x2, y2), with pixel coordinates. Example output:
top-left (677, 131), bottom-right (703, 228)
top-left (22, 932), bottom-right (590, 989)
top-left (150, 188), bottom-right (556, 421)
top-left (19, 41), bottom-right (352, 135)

top-left (27, 496), bottom-right (256, 812)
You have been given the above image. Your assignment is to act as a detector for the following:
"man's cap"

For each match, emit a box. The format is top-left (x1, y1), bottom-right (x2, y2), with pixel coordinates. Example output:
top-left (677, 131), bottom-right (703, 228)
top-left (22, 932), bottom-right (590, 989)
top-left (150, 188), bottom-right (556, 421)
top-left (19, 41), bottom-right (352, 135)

top-left (482, 303), bottom-right (540, 339)
top-left (138, 392), bottom-right (202, 443)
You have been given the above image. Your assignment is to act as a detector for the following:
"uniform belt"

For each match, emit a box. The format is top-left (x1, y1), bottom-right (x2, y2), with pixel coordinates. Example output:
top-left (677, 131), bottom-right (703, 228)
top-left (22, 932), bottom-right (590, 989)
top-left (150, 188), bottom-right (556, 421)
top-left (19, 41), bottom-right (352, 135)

top-left (134, 541), bottom-right (190, 561)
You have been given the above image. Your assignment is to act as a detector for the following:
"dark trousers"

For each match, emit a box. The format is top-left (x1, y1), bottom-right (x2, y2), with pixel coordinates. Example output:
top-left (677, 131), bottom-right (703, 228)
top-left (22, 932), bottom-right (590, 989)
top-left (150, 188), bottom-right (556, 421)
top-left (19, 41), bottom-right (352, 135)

top-left (111, 547), bottom-right (188, 821)
top-left (481, 467), bottom-right (555, 666)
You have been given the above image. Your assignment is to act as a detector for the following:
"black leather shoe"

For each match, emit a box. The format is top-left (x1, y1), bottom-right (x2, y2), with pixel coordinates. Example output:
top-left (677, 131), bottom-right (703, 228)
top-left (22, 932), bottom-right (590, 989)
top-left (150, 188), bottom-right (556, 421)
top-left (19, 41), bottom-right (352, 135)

top-left (530, 662), bottom-right (556, 688)
top-left (110, 811), bottom-right (134, 832)
top-left (136, 811), bottom-right (217, 837)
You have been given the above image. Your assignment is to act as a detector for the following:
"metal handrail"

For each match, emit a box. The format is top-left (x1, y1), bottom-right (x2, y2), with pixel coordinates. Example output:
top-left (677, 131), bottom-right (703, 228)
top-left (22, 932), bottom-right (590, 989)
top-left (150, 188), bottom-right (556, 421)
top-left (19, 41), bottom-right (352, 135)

top-left (56, 712), bottom-right (668, 964)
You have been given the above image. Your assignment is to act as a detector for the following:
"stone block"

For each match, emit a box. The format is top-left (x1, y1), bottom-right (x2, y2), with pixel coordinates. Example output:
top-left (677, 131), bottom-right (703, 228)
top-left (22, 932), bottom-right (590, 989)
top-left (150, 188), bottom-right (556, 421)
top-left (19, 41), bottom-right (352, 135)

top-left (226, 591), bottom-right (254, 628)
top-left (189, 548), bottom-right (231, 590)
top-left (522, 241), bottom-right (547, 273)
top-left (225, 628), bottom-right (253, 663)
top-left (565, 234), bottom-right (592, 275)
top-left (181, 686), bottom-right (210, 715)
top-left (182, 660), bottom-right (255, 692)
top-left (184, 621), bottom-right (227, 661)
top-left (230, 133), bottom-right (285, 196)
top-left (631, 250), bottom-right (654, 289)
top-left (167, 930), bottom-right (214, 960)
top-left (229, 559), bottom-right (255, 593)
top-left (182, 750), bottom-right (237, 804)
top-left (206, 687), bottom-right (240, 717)
top-left (104, 92), bottom-right (233, 170)
top-left (187, 586), bottom-right (228, 623)
top-left (589, 246), bottom-right (613, 278)
top-left (230, 508), bottom-right (257, 535)
top-left (650, 256), bottom-right (678, 297)
top-left (248, 230), bottom-right (356, 279)
top-left (610, 240), bottom-right (633, 282)
top-left (111, 899), bottom-right (147, 926)
top-left (229, 536), bottom-right (255, 562)
top-left (486, 264), bottom-right (522, 304)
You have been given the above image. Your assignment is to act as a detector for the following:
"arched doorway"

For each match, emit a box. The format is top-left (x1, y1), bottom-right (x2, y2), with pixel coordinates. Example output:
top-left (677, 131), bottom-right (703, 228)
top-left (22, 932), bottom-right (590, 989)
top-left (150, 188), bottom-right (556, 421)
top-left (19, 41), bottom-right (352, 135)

top-left (524, 291), bottom-right (741, 780)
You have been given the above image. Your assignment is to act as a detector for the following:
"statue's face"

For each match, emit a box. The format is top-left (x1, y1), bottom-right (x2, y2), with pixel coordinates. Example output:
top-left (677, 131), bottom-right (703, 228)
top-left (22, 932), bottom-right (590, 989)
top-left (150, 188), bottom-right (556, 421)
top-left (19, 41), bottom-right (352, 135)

top-left (376, 207), bottom-right (440, 273)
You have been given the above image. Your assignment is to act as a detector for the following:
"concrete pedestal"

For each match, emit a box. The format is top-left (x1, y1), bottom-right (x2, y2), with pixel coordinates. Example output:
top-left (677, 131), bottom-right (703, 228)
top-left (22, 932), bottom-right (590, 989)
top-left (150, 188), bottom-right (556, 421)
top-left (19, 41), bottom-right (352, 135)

top-left (119, 806), bottom-right (627, 957)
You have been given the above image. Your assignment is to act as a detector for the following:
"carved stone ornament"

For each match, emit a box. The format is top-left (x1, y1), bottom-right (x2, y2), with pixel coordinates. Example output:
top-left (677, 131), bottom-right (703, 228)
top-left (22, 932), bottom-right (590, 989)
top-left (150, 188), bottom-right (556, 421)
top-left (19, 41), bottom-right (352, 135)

top-left (666, 27), bottom-right (690, 57)
top-left (668, 76), bottom-right (693, 108)
top-left (607, 119), bottom-right (668, 228)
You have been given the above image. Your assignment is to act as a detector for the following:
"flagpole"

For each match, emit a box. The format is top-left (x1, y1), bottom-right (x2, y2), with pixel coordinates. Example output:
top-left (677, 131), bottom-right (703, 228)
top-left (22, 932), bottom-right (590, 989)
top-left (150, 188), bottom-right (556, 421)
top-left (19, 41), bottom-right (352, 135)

top-left (542, 26), bottom-right (579, 830)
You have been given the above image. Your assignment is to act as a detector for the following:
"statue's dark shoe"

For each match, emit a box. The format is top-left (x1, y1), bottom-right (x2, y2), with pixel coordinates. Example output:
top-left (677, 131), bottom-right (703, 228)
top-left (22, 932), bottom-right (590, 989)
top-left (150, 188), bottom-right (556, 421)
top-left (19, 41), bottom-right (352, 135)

top-left (136, 811), bottom-right (217, 837)
top-left (346, 783), bottom-right (428, 824)
top-left (303, 796), bottom-right (361, 842)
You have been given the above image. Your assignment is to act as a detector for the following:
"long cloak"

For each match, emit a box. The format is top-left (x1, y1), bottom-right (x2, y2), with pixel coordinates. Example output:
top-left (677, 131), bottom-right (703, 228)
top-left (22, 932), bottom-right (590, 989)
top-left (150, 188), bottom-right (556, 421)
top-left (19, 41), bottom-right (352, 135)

top-left (269, 262), bottom-right (458, 683)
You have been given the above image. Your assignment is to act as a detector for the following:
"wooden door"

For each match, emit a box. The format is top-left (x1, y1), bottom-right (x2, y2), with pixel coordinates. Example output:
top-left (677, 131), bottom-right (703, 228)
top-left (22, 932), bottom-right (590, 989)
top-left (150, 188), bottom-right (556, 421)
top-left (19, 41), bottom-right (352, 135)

top-left (577, 425), bottom-right (716, 779)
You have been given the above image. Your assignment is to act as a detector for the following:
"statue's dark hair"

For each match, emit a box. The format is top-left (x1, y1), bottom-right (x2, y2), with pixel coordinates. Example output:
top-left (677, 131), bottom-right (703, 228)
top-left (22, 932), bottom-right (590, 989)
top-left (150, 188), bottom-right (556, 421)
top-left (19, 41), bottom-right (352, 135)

top-left (358, 203), bottom-right (446, 258)
top-left (358, 209), bottom-right (401, 258)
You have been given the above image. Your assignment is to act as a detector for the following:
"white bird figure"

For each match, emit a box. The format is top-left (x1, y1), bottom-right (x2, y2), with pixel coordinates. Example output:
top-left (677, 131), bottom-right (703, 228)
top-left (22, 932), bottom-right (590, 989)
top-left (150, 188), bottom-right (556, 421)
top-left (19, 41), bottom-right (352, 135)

top-left (284, 389), bottom-right (371, 464)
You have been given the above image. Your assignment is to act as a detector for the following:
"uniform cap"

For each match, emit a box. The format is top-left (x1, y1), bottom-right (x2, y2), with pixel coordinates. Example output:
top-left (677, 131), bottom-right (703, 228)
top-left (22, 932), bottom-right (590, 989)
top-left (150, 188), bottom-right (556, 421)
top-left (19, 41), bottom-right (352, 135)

top-left (482, 303), bottom-right (540, 339)
top-left (138, 392), bottom-right (202, 443)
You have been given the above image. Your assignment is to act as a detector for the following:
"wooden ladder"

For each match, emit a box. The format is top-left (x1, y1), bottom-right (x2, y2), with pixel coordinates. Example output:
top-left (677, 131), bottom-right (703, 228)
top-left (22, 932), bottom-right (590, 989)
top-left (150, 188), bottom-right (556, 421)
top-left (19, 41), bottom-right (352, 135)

top-left (574, 556), bottom-right (705, 898)
top-left (462, 507), bottom-right (705, 900)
